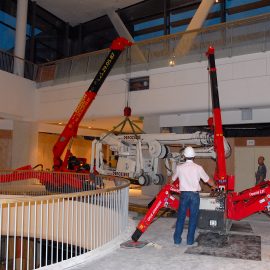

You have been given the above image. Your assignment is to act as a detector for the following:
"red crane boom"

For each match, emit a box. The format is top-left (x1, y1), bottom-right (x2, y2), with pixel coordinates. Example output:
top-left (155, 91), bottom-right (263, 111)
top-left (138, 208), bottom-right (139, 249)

top-left (52, 37), bottom-right (132, 171)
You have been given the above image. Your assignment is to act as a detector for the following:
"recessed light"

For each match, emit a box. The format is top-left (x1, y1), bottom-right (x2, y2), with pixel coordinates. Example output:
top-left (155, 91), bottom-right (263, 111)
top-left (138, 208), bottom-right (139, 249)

top-left (169, 58), bottom-right (176, 67)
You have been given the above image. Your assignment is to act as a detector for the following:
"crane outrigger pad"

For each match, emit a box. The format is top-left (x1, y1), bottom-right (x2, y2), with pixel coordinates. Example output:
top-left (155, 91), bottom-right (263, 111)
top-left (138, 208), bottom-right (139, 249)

top-left (120, 240), bottom-right (149, 249)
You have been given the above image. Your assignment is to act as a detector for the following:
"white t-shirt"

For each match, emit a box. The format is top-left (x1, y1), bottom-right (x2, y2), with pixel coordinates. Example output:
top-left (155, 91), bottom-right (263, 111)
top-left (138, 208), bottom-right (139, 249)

top-left (172, 160), bottom-right (209, 192)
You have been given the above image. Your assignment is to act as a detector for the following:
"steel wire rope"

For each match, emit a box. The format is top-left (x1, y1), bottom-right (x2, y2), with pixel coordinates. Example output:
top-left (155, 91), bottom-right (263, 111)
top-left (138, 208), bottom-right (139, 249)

top-left (208, 61), bottom-right (211, 120)
top-left (124, 47), bottom-right (132, 108)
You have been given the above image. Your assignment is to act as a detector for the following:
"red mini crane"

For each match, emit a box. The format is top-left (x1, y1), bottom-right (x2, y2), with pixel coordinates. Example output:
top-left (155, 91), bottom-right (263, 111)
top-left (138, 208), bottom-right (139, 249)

top-left (131, 46), bottom-right (270, 242)
top-left (0, 37), bottom-right (132, 191)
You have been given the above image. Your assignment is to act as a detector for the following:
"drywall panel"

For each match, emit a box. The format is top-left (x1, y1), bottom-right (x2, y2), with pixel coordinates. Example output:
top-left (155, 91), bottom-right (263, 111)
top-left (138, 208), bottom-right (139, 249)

top-left (160, 107), bottom-right (270, 127)
top-left (0, 70), bottom-right (36, 121)
top-left (235, 147), bottom-right (255, 192)
top-left (232, 58), bottom-right (267, 79)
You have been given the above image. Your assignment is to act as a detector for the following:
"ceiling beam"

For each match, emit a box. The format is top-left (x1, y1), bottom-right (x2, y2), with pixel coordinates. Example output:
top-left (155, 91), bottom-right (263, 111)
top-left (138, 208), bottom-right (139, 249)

top-left (175, 0), bottom-right (216, 57)
top-left (106, 9), bottom-right (147, 63)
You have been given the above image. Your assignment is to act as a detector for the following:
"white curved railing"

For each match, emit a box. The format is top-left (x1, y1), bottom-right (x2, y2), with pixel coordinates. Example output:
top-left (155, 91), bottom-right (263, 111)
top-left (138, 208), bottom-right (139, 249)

top-left (0, 171), bottom-right (130, 269)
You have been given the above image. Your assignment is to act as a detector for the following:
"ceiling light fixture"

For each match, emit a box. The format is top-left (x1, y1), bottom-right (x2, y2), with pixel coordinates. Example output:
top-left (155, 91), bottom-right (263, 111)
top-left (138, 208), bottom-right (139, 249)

top-left (169, 55), bottom-right (176, 67)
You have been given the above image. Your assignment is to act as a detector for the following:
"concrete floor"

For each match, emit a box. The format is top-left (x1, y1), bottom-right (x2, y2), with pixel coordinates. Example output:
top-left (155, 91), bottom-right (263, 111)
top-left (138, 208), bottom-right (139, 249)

top-left (69, 189), bottom-right (270, 270)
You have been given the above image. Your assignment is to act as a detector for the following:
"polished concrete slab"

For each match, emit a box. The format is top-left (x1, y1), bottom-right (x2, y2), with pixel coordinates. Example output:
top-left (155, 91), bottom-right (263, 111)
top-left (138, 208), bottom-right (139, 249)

top-left (67, 188), bottom-right (270, 269)
top-left (70, 211), bottom-right (270, 270)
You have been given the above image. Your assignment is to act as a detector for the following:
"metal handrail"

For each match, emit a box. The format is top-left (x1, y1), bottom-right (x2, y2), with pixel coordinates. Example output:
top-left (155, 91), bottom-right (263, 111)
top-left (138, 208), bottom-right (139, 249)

top-left (36, 12), bottom-right (270, 85)
top-left (0, 50), bottom-right (38, 81)
top-left (37, 13), bottom-right (270, 66)
top-left (1, 12), bottom-right (270, 84)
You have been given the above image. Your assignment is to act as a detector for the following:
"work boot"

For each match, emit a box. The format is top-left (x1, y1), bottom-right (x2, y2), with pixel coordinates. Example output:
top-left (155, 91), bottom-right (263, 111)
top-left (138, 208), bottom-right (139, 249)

top-left (187, 241), bottom-right (198, 247)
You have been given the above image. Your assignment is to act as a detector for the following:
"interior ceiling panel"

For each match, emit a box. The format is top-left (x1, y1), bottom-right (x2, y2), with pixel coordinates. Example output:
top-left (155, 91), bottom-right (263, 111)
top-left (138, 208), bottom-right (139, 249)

top-left (35, 0), bottom-right (144, 26)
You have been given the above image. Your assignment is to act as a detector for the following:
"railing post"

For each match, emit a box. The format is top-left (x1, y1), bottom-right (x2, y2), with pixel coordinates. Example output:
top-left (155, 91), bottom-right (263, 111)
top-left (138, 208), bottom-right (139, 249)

top-left (27, 201), bottom-right (31, 270)
top-left (0, 204), bottom-right (2, 265)
top-left (6, 204), bottom-right (10, 270)
top-left (20, 202), bottom-right (24, 270)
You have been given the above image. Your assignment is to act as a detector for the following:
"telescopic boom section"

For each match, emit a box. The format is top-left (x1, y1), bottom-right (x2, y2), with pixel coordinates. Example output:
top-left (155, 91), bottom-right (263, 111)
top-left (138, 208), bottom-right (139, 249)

top-left (53, 37), bottom-right (132, 170)
top-left (206, 46), bottom-right (227, 183)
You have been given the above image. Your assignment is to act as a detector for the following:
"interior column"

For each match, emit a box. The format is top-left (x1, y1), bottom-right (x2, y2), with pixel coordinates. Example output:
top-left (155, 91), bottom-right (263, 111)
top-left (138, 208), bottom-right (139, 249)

top-left (14, 0), bottom-right (29, 76)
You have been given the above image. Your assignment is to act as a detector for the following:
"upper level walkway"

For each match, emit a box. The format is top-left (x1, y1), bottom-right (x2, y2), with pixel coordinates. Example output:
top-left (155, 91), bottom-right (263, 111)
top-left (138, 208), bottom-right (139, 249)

top-left (36, 13), bottom-right (270, 88)
top-left (1, 13), bottom-right (270, 87)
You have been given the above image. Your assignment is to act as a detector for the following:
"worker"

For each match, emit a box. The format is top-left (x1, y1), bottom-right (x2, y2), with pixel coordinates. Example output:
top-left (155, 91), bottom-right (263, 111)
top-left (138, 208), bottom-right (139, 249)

top-left (172, 146), bottom-right (217, 246)
top-left (255, 156), bottom-right (267, 185)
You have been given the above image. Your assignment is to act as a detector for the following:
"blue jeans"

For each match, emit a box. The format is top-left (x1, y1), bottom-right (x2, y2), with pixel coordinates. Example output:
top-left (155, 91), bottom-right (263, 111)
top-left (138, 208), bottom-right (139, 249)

top-left (173, 191), bottom-right (200, 245)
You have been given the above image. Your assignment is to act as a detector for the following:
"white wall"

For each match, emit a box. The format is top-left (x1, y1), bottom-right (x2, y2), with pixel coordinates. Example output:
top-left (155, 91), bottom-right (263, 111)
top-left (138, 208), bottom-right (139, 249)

top-left (0, 71), bottom-right (38, 168)
top-left (160, 107), bottom-right (270, 127)
top-left (1, 50), bottom-right (270, 128)
top-left (0, 119), bottom-right (13, 130)
top-left (0, 70), bottom-right (37, 121)
top-left (36, 50), bottom-right (270, 127)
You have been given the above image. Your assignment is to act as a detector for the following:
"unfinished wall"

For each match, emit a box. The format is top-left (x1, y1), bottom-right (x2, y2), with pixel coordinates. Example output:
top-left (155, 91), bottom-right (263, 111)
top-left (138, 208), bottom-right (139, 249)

top-left (0, 70), bottom-right (36, 121)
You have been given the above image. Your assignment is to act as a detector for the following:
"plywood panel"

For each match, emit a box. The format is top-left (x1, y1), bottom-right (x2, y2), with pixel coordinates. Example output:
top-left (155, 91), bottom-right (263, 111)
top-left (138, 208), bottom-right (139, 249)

top-left (235, 147), bottom-right (255, 192)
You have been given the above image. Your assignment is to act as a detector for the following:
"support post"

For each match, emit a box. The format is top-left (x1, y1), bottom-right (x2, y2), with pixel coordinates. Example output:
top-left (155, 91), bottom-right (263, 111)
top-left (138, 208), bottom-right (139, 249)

top-left (14, 0), bottom-right (29, 76)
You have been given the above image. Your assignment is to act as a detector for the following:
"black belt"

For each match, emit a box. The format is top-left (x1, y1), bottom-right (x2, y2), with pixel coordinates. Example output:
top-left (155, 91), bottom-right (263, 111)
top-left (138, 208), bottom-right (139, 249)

top-left (181, 191), bottom-right (199, 193)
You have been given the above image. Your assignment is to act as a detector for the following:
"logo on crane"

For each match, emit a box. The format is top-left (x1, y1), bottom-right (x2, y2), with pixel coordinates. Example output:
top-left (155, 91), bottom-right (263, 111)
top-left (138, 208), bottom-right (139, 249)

top-left (97, 52), bottom-right (115, 82)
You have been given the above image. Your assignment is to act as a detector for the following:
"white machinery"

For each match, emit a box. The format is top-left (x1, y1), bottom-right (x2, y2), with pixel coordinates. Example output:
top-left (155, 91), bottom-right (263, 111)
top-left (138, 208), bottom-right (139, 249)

top-left (90, 131), bottom-right (231, 186)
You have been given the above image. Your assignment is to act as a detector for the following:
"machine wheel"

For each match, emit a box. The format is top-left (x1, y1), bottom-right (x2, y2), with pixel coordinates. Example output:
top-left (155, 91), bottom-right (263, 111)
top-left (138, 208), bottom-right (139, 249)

top-left (148, 141), bottom-right (168, 159)
top-left (138, 174), bottom-right (150, 186)
top-left (153, 174), bottom-right (165, 185)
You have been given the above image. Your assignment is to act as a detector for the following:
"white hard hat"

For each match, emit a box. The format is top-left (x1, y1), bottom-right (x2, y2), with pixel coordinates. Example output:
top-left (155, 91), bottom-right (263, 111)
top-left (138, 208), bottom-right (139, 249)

top-left (183, 146), bottom-right (195, 158)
